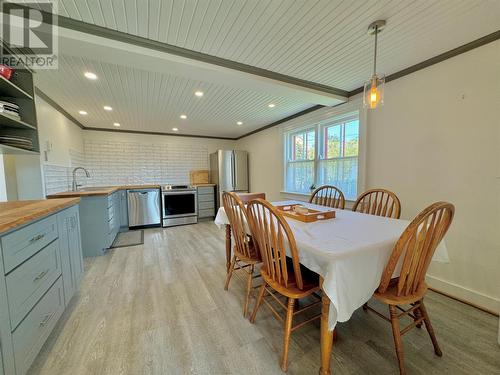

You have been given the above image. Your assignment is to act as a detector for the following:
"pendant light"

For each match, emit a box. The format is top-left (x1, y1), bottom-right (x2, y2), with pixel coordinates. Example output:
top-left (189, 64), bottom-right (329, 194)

top-left (364, 20), bottom-right (386, 109)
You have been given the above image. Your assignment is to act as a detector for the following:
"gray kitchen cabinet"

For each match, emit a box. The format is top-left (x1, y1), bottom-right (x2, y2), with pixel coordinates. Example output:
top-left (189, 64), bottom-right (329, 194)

top-left (197, 186), bottom-right (215, 219)
top-left (57, 205), bottom-right (84, 305)
top-left (79, 191), bottom-right (120, 257)
top-left (11, 278), bottom-right (65, 375)
top-left (0, 202), bottom-right (82, 375)
top-left (0, 245), bottom-right (15, 375)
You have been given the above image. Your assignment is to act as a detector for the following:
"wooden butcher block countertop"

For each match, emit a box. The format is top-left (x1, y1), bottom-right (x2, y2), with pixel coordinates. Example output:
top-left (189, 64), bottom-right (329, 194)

top-left (46, 185), bottom-right (162, 198)
top-left (0, 198), bottom-right (80, 234)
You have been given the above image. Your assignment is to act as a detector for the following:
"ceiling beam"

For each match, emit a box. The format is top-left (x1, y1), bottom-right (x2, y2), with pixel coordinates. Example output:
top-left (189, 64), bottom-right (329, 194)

top-left (25, 6), bottom-right (348, 99)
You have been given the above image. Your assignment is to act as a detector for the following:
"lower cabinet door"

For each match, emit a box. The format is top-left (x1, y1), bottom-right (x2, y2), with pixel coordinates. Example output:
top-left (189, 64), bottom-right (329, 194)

top-left (12, 277), bottom-right (64, 375)
top-left (58, 205), bottom-right (84, 306)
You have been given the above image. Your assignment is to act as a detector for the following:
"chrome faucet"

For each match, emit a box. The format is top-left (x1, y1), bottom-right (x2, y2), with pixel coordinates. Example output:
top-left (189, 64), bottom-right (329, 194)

top-left (72, 167), bottom-right (90, 191)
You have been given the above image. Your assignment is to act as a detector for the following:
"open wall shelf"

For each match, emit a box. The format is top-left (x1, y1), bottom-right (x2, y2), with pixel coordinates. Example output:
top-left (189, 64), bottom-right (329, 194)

top-left (0, 74), bottom-right (33, 100)
top-left (0, 59), bottom-right (39, 154)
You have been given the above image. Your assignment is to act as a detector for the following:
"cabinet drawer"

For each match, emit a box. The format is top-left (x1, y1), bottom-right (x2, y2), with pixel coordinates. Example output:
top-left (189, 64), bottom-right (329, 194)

top-left (197, 186), bottom-right (214, 195)
top-left (1, 215), bottom-right (58, 274)
top-left (198, 194), bottom-right (214, 203)
top-left (199, 201), bottom-right (214, 210)
top-left (198, 208), bottom-right (215, 218)
top-left (12, 277), bottom-right (64, 375)
top-left (6, 240), bottom-right (61, 329)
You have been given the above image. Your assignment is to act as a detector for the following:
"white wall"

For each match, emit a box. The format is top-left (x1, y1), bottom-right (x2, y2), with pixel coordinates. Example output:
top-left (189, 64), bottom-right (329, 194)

top-left (364, 40), bottom-right (500, 313)
top-left (37, 96), bottom-right (85, 167)
top-left (237, 126), bottom-right (284, 201)
top-left (237, 41), bottom-right (500, 313)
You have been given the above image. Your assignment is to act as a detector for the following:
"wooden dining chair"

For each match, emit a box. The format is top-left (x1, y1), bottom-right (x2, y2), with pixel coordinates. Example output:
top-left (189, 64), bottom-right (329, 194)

top-left (236, 192), bottom-right (266, 203)
top-left (309, 185), bottom-right (345, 209)
top-left (222, 192), bottom-right (262, 317)
top-left (352, 188), bottom-right (401, 219)
top-left (247, 198), bottom-right (322, 371)
top-left (363, 201), bottom-right (454, 375)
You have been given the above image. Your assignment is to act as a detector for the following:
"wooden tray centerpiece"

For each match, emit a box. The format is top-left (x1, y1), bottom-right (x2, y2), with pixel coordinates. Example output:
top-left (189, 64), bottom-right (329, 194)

top-left (275, 204), bottom-right (335, 223)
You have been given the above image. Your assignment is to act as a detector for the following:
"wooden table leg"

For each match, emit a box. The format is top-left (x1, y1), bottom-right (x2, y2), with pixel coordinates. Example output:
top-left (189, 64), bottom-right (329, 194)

top-left (319, 277), bottom-right (334, 375)
top-left (225, 224), bottom-right (232, 273)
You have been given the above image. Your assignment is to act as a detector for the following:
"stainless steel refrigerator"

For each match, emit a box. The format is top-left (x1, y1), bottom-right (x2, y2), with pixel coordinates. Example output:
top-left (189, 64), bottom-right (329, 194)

top-left (210, 150), bottom-right (248, 207)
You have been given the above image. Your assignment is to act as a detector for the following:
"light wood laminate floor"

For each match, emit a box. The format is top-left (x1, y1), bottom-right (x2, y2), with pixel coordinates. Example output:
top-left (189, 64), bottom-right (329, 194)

top-left (29, 222), bottom-right (500, 375)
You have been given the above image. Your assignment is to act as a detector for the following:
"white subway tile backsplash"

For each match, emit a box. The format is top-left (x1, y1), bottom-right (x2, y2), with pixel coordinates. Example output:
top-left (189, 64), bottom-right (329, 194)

top-left (43, 140), bottom-right (210, 194)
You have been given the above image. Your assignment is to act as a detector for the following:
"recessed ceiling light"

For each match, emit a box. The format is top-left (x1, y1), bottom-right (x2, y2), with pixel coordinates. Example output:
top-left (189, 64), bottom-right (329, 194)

top-left (268, 103), bottom-right (276, 108)
top-left (113, 122), bottom-right (120, 127)
top-left (194, 91), bottom-right (204, 97)
top-left (78, 110), bottom-right (87, 115)
top-left (84, 72), bottom-right (98, 80)
top-left (180, 114), bottom-right (187, 119)
top-left (103, 105), bottom-right (113, 111)
top-left (172, 127), bottom-right (179, 131)
top-left (237, 121), bottom-right (243, 125)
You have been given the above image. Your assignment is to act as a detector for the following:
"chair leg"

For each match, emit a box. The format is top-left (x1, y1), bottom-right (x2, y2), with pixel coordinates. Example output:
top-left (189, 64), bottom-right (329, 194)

top-left (249, 283), bottom-right (266, 323)
top-left (389, 305), bottom-right (406, 375)
top-left (281, 298), bottom-right (295, 372)
top-left (224, 255), bottom-right (237, 291)
top-left (413, 303), bottom-right (423, 328)
top-left (419, 300), bottom-right (442, 357)
top-left (243, 264), bottom-right (254, 317)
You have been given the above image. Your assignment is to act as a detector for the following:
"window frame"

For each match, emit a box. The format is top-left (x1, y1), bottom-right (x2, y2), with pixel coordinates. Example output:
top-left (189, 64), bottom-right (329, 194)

top-left (283, 108), bottom-right (364, 200)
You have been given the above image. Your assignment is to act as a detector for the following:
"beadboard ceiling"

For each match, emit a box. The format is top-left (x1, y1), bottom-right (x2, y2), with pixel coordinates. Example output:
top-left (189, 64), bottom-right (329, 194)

top-left (30, 0), bottom-right (500, 138)
top-left (35, 54), bottom-right (315, 138)
top-left (48, 0), bottom-right (500, 90)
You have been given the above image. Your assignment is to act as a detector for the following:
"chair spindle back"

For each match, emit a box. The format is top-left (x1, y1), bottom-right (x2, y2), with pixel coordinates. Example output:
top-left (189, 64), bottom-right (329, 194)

top-left (222, 192), bottom-right (256, 260)
top-left (309, 185), bottom-right (345, 209)
top-left (378, 202), bottom-right (454, 296)
top-left (353, 188), bottom-right (401, 219)
top-left (247, 199), bottom-right (304, 290)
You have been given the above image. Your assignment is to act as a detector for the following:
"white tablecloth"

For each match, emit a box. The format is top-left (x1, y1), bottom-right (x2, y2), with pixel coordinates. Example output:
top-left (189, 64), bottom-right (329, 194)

top-left (215, 200), bottom-right (449, 329)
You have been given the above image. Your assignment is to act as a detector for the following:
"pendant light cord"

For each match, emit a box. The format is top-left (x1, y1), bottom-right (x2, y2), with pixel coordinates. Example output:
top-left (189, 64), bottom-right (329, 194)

top-left (373, 25), bottom-right (378, 75)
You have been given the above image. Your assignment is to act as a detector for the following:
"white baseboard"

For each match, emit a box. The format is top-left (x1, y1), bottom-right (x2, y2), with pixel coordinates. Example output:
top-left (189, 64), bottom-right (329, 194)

top-left (426, 274), bottom-right (500, 314)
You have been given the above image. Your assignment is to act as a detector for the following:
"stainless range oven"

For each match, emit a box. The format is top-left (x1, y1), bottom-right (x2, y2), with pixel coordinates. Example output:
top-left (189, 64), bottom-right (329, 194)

top-left (161, 185), bottom-right (198, 227)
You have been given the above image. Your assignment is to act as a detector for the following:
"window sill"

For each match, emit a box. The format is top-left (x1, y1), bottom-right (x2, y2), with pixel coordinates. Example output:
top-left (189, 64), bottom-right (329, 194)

top-left (280, 191), bottom-right (356, 205)
top-left (280, 191), bottom-right (311, 197)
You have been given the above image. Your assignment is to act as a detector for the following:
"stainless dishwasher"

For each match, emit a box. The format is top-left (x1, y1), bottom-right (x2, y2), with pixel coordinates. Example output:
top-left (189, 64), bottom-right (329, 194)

top-left (127, 189), bottom-right (161, 228)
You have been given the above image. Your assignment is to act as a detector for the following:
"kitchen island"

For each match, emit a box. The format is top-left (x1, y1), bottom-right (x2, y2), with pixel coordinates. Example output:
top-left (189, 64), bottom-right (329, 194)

top-left (47, 187), bottom-right (143, 257)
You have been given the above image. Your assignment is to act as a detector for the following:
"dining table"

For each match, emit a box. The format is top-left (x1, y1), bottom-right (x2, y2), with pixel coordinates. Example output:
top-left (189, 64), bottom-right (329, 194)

top-left (214, 200), bottom-right (449, 375)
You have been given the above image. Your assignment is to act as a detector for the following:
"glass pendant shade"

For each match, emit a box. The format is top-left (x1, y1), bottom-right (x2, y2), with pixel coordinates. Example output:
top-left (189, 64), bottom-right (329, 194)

top-left (363, 74), bottom-right (385, 109)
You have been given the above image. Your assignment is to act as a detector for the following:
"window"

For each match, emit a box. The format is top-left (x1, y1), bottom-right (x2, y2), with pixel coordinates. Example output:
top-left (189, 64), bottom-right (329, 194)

top-left (285, 128), bottom-right (316, 193)
top-left (284, 113), bottom-right (360, 200)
